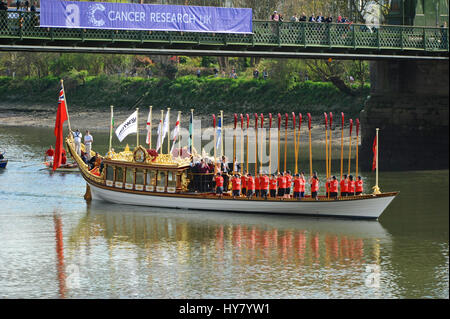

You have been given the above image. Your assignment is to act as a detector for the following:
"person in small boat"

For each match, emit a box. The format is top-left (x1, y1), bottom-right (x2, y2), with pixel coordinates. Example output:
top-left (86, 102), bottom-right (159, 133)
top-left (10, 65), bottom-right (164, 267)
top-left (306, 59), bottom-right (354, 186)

top-left (80, 151), bottom-right (88, 164)
top-left (348, 175), bottom-right (355, 196)
top-left (255, 173), bottom-right (260, 198)
top-left (355, 176), bottom-right (363, 195)
top-left (0, 152), bottom-right (4, 160)
top-left (61, 150), bottom-right (67, 166)
top-left (220, 156), bottom-right (230, 192)
top-left (340, 174), bottom-right (348, 197)
top-left (241, 172), bottom-right (247, 197)
top-left (269, 174), bottom-right (277, 198)
top-left (215, 172), bottom-right (224, 198)
top-left (88, 152), bottom-right (101, 171)
top-left (299, 172), bottom-right (306, 199)
top-left (277, 172), bottom-right (286, 198)
top-left (231, 174), bottom-right (241, 198)
top-left (45, 146), bottom-right (54, 163)
top-left (310, 172), bottom-right (319, 200)
top-left (246, 173), bottom-right (255, 199)
top-left (285, 170), bottom-right (293, 198)
top-left (329, 176), bottom-right (339, 199)
top-left (260, 172), bottom-right (269, 199)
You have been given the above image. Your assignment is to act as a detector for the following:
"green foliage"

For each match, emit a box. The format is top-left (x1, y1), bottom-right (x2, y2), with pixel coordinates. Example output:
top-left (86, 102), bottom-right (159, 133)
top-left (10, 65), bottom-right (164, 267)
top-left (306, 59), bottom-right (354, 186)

top-left (0, 75), bottom-right (369, 117)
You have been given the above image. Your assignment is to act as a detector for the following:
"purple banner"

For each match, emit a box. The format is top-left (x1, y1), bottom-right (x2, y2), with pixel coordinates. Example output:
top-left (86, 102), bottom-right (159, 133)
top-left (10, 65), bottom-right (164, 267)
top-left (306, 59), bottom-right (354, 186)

top-left (40, 0), bottom-right (253, 34)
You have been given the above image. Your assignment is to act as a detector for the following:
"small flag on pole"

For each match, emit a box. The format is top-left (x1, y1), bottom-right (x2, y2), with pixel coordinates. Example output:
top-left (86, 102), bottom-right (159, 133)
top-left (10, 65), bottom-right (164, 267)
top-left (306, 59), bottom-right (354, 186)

top-left (372, 135), bottom-right (377, 171)
top-left (146, 109), bottom-right (152, 145)
top-left (216, 117), bottom-right (222, 150)
top-left (115, 110), bottom-right (137, 143)
top-left (170, 112), bottom-right (181, 154)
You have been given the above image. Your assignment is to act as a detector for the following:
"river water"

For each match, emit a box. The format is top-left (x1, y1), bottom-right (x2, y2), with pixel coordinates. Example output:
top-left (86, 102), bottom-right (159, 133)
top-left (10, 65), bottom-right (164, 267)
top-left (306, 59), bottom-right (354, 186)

top-left (0, 125), bottom-right (448, 299)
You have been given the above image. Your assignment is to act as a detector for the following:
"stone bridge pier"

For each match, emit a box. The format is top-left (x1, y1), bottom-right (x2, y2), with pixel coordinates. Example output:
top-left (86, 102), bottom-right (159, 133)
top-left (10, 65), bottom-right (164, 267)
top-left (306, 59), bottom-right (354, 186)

top-left (360, 60), bottom-right (449, 171)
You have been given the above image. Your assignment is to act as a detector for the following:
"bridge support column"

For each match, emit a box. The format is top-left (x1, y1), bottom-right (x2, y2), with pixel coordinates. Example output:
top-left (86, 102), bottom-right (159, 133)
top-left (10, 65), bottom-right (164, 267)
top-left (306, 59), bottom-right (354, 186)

top-left (360, 60), bottom-right (449, 171)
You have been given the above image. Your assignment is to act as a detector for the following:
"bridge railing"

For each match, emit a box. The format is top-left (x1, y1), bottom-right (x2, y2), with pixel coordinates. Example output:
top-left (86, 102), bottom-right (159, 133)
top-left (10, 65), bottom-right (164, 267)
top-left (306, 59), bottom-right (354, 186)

top-left (0, 12), bottom-right (448, 52)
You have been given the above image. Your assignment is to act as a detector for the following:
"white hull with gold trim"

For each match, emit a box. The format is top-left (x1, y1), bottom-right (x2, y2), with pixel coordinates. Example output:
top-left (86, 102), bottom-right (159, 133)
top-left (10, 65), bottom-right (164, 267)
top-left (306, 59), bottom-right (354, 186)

top-left (87, 181), bottom-right (396, 219)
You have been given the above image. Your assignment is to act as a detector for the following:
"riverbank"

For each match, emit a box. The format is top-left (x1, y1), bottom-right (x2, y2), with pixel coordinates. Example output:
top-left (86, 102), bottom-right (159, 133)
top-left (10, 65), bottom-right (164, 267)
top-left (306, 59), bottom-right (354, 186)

top-left (0, 75), bottom-right (368, 115)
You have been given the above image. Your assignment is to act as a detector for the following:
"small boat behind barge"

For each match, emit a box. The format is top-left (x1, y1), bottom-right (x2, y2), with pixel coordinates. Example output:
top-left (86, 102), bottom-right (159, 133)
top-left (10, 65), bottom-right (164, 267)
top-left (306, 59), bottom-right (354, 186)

top-left (65, 135), bottom-right (397, 220)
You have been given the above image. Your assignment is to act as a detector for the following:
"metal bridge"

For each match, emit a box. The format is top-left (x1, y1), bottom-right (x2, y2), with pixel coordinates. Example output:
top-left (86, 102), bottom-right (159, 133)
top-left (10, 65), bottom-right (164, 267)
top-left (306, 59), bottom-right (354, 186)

top-left (0, 11), bottom-right (448, 60)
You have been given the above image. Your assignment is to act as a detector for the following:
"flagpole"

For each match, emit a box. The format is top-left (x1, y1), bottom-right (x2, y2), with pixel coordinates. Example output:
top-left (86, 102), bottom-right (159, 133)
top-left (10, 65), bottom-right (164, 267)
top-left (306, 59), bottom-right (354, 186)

top-left (254, 113), bottom-right (258, 176)
top-left (260, 113), bottom-right (264, 174)
top-left (268, 113), bottom-right (272, 175)
top-left (356, 119), bottom-right (360, 179)
top-left (109, 105), bottom-right (113, 153)
top-left (340, 112), bottom-right (344, 181)
top-left (190, 109), bottom-right (194, 157)
top-left (159, 109), bottom-right (164, 153)
top-left (307, 113), bottom-right (312, 178)
top-left (136, 108), bottom-right (139, 148)
top-left (148, 105), bottom-right (153, 149)
top-left (178, 111), bottom-right (182, 157)
top-left (167, 108), bottom-right (171, 155)
top-left (220, 110), bottom-right (224, 158)
top-left (60, 79), bottom-right (72, 132)
top-left (348, 119), bottom-right (353, 176)
top-left (373, 128), bottom-right (380, 194)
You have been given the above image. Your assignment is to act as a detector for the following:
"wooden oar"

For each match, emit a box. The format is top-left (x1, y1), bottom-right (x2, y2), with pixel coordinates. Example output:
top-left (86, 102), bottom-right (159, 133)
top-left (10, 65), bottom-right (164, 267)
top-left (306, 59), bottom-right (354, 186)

top-left (213, 114), bottom-right (217, 174)
top-left (348, 119), bottom-right (353, 176)
top-left (340, 112), bottom-right (344, 181)
top-left (240, 114), bottom-right (244, 174)
top-left (268, 113), bottom-right (272, 175)
top-left (277, 113), bottom-right (281, 173)
top-left (233, 113), bottom-right (237, 174)
top-left (254, 113), bottom-right (258, 176)
top-left (329, 112), bottom-right (333, 179)
top-left (295, 113), bottom-right (302, 175)
top-left (260, 113), bottom-right (264, 174)
top-left (324, 112), bottom-right (329, 180)
top-left (284, 113), bottom-right (288, 173)
top-left (307, 113), bottom-right (312, 178)
top-left (356, 118), bottom-right (360, 179)
top-left (246, 114), bottom-right (250, 173)
top-left (292, 112), bottom-right (296, 174)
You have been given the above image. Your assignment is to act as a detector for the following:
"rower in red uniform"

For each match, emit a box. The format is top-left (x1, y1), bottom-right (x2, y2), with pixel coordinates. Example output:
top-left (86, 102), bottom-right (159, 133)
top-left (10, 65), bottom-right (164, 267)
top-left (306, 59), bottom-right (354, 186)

top-left (277, 172), bottom-right (286, 199)
top-left (293, 174), bottom-right (301, 200)
top-left (310, 172), bottom-right (319, 200)
top-left (246, 173), bottom-right (255, 199)
top-left (255, 173), bottom-right (260, 198)
top-left (61, 151), bottom-right (67, 165)
top-left (231, 174), bottom-right (241, 198)
top-left (215, 172), bottom-right (224, 198)
top-left (285, 170), bottom-right (293, 198)
top-left (45, 145), bottom-right (54, 163)
top-left (325, 179), bottom-right (330, 197)
top-left (340, 174), bottom-right (348, 197)
top-left (355, 176), bottom-right (364, 195)
top-left (269, 174), bottom-right (277, 198)
top-left (260, 173), bottom-right (269, 199)
top-left (348, 175), bottom-right (355, 196)
top-left (241, 172), bottom-right (247, 197)
top-left (329, 176), bottom-right (339, 199)
top-left (299, 171), bottom-right (306, 199)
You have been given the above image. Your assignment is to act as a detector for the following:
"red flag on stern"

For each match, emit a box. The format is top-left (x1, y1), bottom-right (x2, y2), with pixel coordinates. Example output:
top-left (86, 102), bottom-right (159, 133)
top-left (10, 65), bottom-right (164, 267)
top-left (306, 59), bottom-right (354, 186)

top-left (372, 135), bottom-right (377, 171)
top-left (53, 85), bottom-right (68, 171)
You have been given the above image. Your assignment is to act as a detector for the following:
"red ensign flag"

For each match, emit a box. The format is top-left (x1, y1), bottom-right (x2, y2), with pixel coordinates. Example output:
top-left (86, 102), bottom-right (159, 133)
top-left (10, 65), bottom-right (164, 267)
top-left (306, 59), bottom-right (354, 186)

top-left (372, 135), bottom-right (377, 171)
top-left (53, 86), bottom-right (68, 171)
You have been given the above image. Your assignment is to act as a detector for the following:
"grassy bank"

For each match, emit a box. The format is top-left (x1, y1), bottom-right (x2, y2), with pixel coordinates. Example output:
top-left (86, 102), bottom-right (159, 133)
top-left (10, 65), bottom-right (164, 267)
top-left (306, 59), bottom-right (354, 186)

top-left (0, 75), bottom-right (369, 117)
